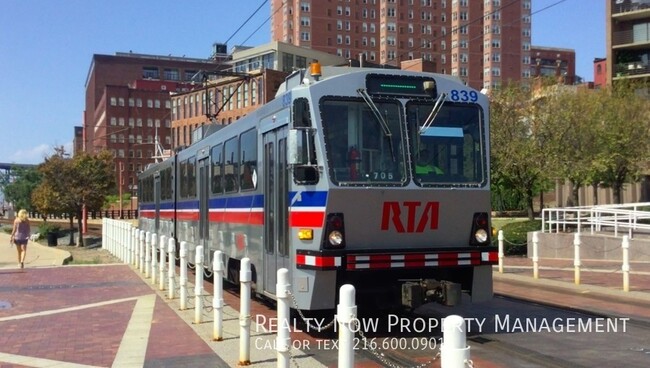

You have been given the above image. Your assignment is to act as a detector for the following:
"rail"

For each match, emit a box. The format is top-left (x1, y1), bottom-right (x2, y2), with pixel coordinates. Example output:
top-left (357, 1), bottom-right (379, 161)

top-left (542, 202), bottom-right (650, 239)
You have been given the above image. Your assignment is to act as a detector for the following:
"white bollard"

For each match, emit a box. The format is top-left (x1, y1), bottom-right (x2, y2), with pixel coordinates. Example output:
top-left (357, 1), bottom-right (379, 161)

top-left (574, 233), bottom-right (581, 285)
top-left (121, 222), bottom-right (127, 262)
top-left (159, 235), bottom-right (167, 291)
top-left (168, 238), bottom-right (176, 300)
top-left (532, 231), bottom-right (539, 279)
top-left (139, 230), bottom-right (145, 273)
top-left (239, 258), bottom-right (252, 366)
top-left (213, 250), bottom-right (224, 341)
top-left (498, 230), bottom-right (504, 273)
top-left (276, 268), bottom-right (291, 368)
top-left (132, 227), bottom-right (137, 267)
top-left (180, 241), bottom-right (188, 310)
top-left (145, 232), bottom-right (152, 278)
top-left (441, 315), bottom-right (471, 368)
top-left (337, 284), bottom-right (357, 368)
top-left (151, 234), bottom-right (157, 285)
top-left (622, 235), bottom-right (630, 292)
top-left (122, 223), bottom-right (128, 264)
top-left (102, 218), bottom-right (107, 250)
top-left (194, 245), bottom-right (204, 325)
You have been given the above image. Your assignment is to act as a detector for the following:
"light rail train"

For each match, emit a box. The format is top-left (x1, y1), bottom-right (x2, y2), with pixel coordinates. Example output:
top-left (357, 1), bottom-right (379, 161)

top-left (138, 63), bottom-right (497, 310)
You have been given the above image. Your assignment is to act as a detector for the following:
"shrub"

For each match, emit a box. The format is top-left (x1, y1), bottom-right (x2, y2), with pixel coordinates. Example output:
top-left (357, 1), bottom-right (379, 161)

top-left (37, 222), bottom-right (61, 239)
top-left (498, 220), bottom-right (542, 255)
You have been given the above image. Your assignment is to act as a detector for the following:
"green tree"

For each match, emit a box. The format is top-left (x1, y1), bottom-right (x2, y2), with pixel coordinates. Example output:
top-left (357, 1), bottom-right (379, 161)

top-left (0, 166), bottom-right (42, 212)
top-left (32, 148), bottom-right (115, 246)
top-left (538, 87), bottom-right (604, 206)
top-left (595, 82), bottom-right (650, 203)
top-left (69, 150), bottom-right (116, 246)
top-left (490, 83), bottom-right (552, 220)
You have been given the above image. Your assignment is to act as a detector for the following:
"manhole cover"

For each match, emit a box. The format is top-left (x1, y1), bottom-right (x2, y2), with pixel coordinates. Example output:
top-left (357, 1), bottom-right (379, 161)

top-left (0, 301), bottom-right (12, 309)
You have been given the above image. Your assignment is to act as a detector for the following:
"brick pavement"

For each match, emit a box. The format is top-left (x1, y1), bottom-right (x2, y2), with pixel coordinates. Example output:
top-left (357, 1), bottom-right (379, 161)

top-left (2, 224), bottom-right (650, 367)
top-left (0, 265), bottom-right (227, 368)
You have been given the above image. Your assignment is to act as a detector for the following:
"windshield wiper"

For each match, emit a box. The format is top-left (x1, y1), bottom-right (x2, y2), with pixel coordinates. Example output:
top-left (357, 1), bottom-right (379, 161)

top-left (419, 92), bottom-right (448, 134)
top-left (357, 88), bottom-right (396, 161)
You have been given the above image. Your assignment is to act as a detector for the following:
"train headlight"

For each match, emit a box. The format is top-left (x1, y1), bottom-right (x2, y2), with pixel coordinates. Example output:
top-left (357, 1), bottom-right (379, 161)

top-left (474, 229), bottom-right (488, 243)
top-left (328, 231), bottom-right (343, 247)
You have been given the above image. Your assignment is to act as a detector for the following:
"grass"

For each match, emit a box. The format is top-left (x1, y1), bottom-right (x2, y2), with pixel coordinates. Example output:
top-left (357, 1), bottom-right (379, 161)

top-left (493, 218), bottom-right (543, 256)
top-left (491, 217), bottom-right (529, 231)
top-left (65, 256), bottom-right (103, 265)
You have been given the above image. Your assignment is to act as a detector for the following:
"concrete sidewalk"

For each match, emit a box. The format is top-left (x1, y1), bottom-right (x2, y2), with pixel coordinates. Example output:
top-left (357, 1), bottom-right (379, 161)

top-left (0, 228), bottom-right (70, 269)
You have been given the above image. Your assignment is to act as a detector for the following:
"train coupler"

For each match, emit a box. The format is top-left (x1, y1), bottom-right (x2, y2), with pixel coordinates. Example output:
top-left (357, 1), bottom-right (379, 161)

top-left (401, 279), bottom-right (462, 308)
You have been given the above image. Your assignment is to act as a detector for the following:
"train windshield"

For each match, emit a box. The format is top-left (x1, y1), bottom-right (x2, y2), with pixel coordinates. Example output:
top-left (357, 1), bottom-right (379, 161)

top-left (321, 98), bottom-right (406, 185)
top-left (406, 102), bottom-right (487, 187)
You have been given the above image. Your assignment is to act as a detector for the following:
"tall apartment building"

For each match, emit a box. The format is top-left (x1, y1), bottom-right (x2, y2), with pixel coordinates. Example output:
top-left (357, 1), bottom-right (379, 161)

top-left (606, 0), bottom-right (650, 85)
top-left (271, 0), bottom-right (532, 90)
top-left (83, 52), bottom-right (223, 194)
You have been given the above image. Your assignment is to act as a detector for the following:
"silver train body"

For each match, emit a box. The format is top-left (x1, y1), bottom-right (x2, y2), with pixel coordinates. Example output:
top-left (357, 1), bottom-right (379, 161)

top-left (139, 65), bottom-right (497, 310)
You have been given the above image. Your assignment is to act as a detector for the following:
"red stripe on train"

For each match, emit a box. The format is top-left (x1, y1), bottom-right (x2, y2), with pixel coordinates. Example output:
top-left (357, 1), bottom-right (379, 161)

top-left (289, 212), bottom-right (325, 227)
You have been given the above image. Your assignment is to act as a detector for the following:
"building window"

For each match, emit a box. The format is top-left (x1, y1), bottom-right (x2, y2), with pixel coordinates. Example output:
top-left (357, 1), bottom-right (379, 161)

top-left (110, 97), bottom-right (117, 106)
top-left (164, 68), bottom-right (179, 80)
top-left (185, 70), bottom-right (197, 81)
top-left (251, 80), bottom-right (257, 105)
top-left (143, 67), bottom-right (159, 79)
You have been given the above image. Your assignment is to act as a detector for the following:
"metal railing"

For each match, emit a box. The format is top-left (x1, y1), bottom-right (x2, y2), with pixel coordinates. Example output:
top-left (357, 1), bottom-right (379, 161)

top-left (542, 202), bottom-right (650, 239)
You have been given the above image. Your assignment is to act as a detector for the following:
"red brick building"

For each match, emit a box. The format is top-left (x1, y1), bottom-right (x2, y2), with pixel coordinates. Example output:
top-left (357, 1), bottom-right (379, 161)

top-left (171, 69), bottom-right (288, 148)
top-left (530, 46), bottom-right (576, 84)
top-left (83, 52), bottom-right (224, 193)
top-left (594, 57), bottom-right (607, 88)
top-left (271, 0), bottom-right (532, 91)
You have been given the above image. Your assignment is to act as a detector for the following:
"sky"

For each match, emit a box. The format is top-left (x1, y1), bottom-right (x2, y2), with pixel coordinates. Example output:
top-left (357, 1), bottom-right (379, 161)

top-left (0, 0), bottom-right (605, 165)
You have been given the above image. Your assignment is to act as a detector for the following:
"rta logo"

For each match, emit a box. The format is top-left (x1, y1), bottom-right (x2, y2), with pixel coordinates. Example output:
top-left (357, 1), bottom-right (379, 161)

top-left (381, 201), bottom-right (440, 233)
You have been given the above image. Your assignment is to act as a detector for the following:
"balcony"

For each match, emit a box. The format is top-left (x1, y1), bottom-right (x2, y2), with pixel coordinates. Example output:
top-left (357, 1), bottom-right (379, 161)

top-left (614, 62), bottom-right (650, 78)
top-left (612, 29), bottom-right (650, 48)
top-left (614, 2), bottom-right (650, 21)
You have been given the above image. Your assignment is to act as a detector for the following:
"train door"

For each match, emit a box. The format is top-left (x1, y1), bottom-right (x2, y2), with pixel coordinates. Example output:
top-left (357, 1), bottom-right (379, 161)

top-left (197, 157), bottom-right (210, 257)
top-left (154, 172), bottom-right (161, 233)
top-left (263, 126), bottom-right (290, 295)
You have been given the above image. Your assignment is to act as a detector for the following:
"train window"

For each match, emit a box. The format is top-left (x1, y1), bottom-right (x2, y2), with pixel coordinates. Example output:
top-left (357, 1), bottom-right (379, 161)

top-left (188, 156), bottom-right (197, 197)
top-left (211, 144), bottom-right (224, 195)
top-left (240, 129), bottom-right (257, 191)
top-left (224, 137), bottom-right (239, 193)
top-left (321, 98), bottom-right (406, 185)
top-left (293, 98), bottom-right (312, 127)
top-left (406, 102), bottom-right (486, 186)
top-left (180, 159), bottom-right (188, 198)
top-left (160, 167), bottom-right (172, 200)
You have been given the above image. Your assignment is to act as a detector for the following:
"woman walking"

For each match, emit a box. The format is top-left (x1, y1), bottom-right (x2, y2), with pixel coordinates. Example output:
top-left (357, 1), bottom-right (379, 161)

top-left (10, 209), bottom-right (30, 268)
